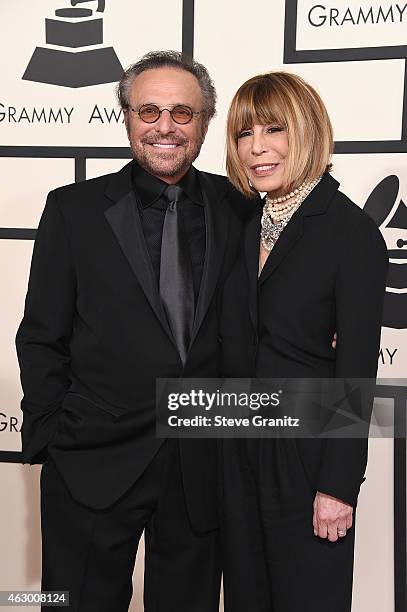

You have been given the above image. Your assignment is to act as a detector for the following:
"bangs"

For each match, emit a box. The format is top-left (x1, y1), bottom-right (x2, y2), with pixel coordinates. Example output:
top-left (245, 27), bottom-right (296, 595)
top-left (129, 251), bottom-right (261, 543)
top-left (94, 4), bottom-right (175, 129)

top-left (230, 77), bottom-right (287, 137)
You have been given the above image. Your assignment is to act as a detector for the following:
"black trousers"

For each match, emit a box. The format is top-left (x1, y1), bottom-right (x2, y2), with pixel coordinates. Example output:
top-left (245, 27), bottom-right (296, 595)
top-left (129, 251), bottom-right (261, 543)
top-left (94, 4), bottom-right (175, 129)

top-left (221, 438), bottom-right (356, 612)
top-left (40, 440), bottom-right (221, 612)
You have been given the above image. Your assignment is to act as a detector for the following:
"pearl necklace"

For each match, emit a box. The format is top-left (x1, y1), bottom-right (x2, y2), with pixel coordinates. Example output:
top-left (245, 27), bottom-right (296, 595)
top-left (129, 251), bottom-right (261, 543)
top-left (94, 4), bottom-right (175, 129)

top-left (265, 177), bottom-right (321, 222)
top-left (260, 176), bottom-right (322, 252)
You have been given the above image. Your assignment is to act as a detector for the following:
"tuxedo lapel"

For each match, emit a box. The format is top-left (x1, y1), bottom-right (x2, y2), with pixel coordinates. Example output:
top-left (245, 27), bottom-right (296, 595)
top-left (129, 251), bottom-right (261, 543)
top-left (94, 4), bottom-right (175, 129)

top-left (259, 173), bottom-right (340, 286)
top-left (103, 164), bottom-right (237, 360)
top-left (104, 163), bottom-right (176, 346)
top-left (189, 172), bottom-right (229, 347)
top-left (258, 208), bottom-right (305, 285)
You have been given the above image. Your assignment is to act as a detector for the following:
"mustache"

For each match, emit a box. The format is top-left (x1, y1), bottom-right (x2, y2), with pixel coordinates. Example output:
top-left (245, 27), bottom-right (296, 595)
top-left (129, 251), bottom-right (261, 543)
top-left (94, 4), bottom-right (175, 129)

top-left (141, 135), bottom-right (187, 146)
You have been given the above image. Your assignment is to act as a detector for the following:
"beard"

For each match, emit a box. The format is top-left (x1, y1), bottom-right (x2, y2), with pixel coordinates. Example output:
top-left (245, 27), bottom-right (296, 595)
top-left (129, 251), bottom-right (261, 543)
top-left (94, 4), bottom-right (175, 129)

top-left (130, 134), bottom-right (204, 179)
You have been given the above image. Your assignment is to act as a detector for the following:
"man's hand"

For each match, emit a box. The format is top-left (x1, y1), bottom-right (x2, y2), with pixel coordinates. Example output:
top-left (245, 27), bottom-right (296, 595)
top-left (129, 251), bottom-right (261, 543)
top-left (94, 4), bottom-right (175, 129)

top-left (313, 491), bottom-right (353, 542)
top-left (332, 332), bottom-right (337, 349)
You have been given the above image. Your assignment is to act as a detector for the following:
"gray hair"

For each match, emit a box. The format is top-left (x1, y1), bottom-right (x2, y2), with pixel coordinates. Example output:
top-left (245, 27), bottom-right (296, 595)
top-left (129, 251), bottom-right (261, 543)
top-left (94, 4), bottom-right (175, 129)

top-left (117, 50), bottom-right (217, 126)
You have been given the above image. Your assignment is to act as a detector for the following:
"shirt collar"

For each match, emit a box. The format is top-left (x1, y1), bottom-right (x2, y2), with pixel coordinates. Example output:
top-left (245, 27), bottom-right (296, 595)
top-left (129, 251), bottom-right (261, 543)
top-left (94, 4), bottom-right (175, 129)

top-left (132, 161), bottom-right (204, 208)
top-left (178, 165), bottom-right (204, 206)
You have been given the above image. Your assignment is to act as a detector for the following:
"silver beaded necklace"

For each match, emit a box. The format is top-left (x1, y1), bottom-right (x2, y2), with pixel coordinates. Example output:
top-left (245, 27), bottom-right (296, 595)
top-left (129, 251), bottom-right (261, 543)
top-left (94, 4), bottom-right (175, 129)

top-left (260, 176), bottom-right (322, 252)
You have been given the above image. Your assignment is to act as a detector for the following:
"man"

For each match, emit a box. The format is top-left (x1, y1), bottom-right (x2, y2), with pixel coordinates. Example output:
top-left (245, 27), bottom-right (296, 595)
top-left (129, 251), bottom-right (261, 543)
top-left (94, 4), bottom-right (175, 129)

top-left (16, 51), bottom-right (247, 612)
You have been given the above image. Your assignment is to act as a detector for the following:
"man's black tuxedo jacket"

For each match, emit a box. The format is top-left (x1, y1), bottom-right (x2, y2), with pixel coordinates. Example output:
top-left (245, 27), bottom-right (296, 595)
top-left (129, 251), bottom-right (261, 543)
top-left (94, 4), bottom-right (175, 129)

top-left (16, 161), bottom-right (247, 531)
top-left (222, 173), bottom-right (388, 507)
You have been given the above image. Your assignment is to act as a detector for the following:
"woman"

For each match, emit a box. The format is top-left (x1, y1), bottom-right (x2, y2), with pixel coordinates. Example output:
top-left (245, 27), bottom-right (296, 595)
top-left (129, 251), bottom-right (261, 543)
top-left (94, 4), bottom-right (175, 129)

top-left (221, 72), bottom-right (388, 611)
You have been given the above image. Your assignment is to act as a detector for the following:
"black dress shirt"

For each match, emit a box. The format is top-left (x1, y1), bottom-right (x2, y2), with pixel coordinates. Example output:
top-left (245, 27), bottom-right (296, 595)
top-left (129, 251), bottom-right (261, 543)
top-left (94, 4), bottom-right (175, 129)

top-left (132, 162), bottom-right (206, 300)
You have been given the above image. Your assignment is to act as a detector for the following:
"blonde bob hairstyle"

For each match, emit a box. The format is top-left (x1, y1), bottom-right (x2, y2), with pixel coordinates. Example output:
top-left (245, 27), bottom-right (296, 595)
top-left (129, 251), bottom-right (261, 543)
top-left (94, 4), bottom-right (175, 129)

top-left (226, 71), bottom-right (334, 198)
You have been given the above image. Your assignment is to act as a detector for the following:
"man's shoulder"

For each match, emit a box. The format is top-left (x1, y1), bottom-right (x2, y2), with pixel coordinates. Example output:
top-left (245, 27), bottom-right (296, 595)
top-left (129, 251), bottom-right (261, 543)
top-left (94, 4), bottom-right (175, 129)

top-left (197, 169), bottom-right (228, 193)
top-left (49, 162), bottom-right (132, 210)
top-left (51, 171), bottom-right (118, 202)
top-left (197, 169), bottom-right (256, 222)
top-left (198, 169), bottom-right (226, 180)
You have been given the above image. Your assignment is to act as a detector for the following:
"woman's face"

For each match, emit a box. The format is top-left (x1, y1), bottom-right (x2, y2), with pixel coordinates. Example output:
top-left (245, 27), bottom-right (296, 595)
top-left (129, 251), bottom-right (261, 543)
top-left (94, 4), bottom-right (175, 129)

top-left (237, 123), bottom-right (289, 195)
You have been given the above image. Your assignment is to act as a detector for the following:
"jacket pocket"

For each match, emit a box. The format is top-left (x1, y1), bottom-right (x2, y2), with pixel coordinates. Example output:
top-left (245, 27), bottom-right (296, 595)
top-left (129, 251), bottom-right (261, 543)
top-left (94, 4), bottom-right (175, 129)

top-left (64, 392), bottom-right (121, 419)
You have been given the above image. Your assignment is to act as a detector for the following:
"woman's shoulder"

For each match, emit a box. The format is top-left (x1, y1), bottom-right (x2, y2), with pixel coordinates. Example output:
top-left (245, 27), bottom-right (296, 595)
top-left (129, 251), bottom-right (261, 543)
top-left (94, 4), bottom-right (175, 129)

top-left (328, 179), bottom-right (378, 232)
top-left (327, 183), bottom-right (387, 254)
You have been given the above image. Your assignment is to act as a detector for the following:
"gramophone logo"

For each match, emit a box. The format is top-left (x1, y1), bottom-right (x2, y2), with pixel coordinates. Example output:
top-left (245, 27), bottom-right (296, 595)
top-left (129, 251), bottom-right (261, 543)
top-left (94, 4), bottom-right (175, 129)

top-left (22, 0), bottom-right (123, 88)
top-left (363, 176), bottom-right (407, 329)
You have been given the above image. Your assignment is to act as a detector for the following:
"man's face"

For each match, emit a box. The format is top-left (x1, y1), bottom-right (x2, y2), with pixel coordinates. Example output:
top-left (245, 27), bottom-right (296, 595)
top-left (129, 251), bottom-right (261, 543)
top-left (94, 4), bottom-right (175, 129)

top-left (124, 67), bottom-right (207, 184)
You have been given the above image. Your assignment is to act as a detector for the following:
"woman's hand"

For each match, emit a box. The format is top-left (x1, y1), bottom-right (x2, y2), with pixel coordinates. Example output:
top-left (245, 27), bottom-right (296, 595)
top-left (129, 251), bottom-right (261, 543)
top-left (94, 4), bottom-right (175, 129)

top-left (313, 491), bottom-right (353, 542)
